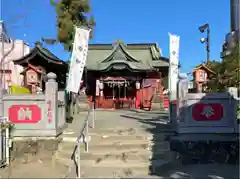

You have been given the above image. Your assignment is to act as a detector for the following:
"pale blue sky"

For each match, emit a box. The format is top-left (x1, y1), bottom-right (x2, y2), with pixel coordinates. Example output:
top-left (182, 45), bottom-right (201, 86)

top-left (2, 0), bottom-right (230, 73)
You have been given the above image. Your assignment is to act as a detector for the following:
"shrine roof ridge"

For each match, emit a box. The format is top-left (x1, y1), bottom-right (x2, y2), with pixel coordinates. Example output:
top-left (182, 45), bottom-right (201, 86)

top-left (13, 43), bottom-right (67, 66)
top-left (88, 42), bottom-right (168, 61)
top-left (192, 63), bottom-right (216, 74)
top-left (86, 41), bottom-right (169, 72)
top-left (89, 42), bottom-right (161, 51)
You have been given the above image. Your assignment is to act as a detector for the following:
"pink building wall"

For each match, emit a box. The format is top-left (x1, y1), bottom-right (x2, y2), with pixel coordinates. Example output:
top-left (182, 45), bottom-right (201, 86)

top-left (0, 40), bottom-right (30, 90)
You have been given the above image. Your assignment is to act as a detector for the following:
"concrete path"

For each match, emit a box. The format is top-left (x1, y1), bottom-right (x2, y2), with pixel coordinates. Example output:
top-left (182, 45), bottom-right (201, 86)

top-left (63, 109), bottom-right (171, 139)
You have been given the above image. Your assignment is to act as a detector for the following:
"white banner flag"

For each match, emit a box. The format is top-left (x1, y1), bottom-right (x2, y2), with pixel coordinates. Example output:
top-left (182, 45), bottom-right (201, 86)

top-left (168, 33), bottom-right (180, 101)
top-left (66, 27), bottom-right (91, 93)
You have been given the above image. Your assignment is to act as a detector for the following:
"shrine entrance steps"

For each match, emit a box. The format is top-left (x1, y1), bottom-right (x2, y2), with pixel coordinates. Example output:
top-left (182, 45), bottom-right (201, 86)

top-left (54, 110), bottom-right (175, 178)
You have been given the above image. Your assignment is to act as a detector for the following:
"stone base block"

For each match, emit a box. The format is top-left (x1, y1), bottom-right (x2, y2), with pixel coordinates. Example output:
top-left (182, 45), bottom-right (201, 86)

top-left (11, 137), bottom-right (62, 164)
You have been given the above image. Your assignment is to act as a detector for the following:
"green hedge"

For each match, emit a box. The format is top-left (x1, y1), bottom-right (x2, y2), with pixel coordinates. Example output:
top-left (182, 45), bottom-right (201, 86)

top-left (10, 85), bottom-right (30, 94)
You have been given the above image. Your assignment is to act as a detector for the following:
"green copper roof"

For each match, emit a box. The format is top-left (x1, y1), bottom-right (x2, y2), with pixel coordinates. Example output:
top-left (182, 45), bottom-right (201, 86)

top-left (86, 41), bottom-right (169, 72)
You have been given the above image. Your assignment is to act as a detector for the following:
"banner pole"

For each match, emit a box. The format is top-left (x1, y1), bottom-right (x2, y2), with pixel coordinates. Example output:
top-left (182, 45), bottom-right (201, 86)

top-left (168, 33), bottom-right (180, 126)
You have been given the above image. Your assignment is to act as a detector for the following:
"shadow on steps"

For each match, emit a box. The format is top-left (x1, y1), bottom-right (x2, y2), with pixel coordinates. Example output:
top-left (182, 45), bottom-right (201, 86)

top-left (120, 112), bottom-right (239, 179)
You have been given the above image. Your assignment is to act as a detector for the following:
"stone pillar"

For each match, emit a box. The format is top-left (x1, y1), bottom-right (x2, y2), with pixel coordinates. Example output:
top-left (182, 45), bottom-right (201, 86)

top-left (228, 87), bottom-right (239, 133)
top-left (45, 72), bottom-right (58, 130)
top-left (177, 74), bottom-right (188, 114)
top-left (172, 73), bottom-right (188, 131)
top-left (58, 91), bottom-right (66, 128)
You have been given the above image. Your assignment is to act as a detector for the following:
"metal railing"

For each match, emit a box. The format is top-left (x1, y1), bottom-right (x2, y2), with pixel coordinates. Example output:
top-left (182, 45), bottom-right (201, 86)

top-left (69, 102), bottom-right (95, 178)
top-left (0, 117), bottom-right (11, 168)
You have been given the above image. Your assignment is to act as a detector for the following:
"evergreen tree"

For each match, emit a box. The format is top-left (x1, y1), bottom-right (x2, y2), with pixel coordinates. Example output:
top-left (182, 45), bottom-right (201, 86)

top-left (44, 0), bottom-right (96, 51)
top-left (206, 44), bottom-right (239, 92)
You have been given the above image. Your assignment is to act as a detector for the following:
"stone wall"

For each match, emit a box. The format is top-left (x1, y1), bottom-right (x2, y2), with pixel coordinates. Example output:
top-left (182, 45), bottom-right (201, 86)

top-left (11, 137), bottom-right (61, 164)
top-left (2, 72), bottom-right (67, 137)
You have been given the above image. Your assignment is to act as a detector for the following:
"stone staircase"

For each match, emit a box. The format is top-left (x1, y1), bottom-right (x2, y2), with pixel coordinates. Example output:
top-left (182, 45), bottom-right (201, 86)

top-left (78, 95), bottom-right (88, 102)
top-left (55, 127), bottom-right (175, 178)
top-left (75, 95), bottom-right (89, 111)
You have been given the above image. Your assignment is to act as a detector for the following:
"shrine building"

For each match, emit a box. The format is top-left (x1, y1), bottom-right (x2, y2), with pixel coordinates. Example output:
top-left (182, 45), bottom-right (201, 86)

top-left (192, 64), bottom-right (215, 92)
top-left (85, 41), bottom-right (169, 109)
top-left (13, 42), bottom-right (68, 92)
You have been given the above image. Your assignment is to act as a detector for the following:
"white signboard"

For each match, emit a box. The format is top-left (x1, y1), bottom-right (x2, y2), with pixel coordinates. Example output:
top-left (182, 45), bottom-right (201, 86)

top-left (66, 27), bottom-right (91, 93)
top-left (168, 33), bottom-right (180, 101)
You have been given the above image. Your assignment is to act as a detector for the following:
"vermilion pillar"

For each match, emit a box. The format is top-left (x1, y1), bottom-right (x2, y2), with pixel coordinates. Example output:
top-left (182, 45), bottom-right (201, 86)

top-left (135, 89), bottom-right (141, 108)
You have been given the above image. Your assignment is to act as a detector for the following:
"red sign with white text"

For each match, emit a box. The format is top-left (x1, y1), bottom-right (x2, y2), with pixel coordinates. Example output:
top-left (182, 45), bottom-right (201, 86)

top-left (8, 105), bottom-right (41, 123)
top-left (192, 103), bottom-right (223, 121)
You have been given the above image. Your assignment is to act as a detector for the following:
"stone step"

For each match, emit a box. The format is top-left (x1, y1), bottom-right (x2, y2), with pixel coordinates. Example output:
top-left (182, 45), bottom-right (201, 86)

top-left (57, 157), bottom-right (156, 168)
top-left (88, 132), bottom-right (172, 142)
top-left (81, 159), bottom-right (141, 167)
top-left (78, 95), bottom-right (88, 99)
top-left (61, 133), bottom-right (172, 143)
top-left (152, 97), bottom-right (162, 102)
top-left (60, 133), bottom-right (174, 149)
top-left (55, 146), bottom-right (173, 167)
top-left (56, 157), bottom-right (170, 174)
top-left (88, 127), bottom-right (174, 135)
top-left (89, 137), bottom-right (170, 146)
top-left (76, 103), bottom-right (89, 108)
top-left (58, 141), bottom-right (170, 153)
top-left (78, 98), bottom-right (88, 101)
top-left (63, 164), bottom-right (166, 178)
top-left (82, 159), bottom-right (169, 168)
top-left (57, 148), bottom-right (175, 162)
